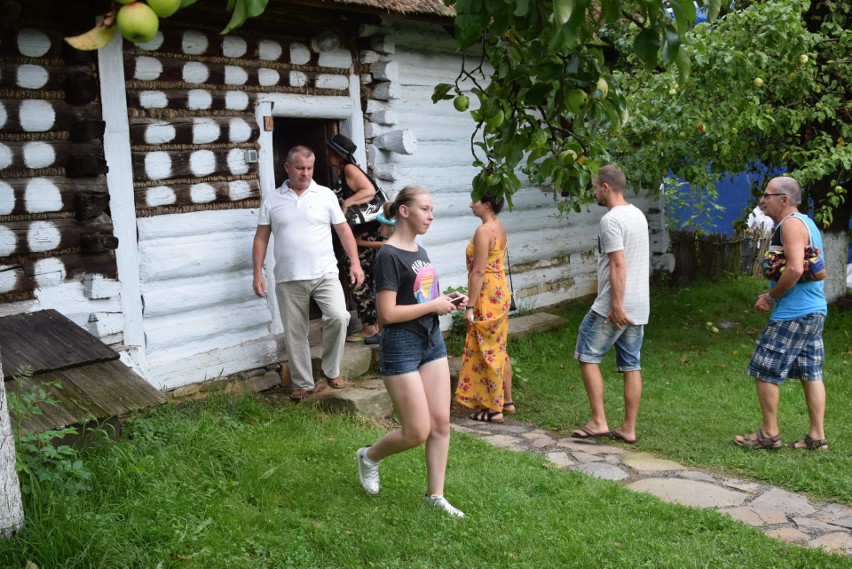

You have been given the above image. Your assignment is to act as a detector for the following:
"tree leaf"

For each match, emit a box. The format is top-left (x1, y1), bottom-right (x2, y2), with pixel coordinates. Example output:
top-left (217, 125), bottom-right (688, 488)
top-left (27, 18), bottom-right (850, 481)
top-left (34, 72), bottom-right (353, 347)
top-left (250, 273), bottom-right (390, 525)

top-left (633, 29), bottom-right (661, 67)
top-left (554, 0), bottom-right (573, 26)
top-left (675, 47), bottom-right (691, 84)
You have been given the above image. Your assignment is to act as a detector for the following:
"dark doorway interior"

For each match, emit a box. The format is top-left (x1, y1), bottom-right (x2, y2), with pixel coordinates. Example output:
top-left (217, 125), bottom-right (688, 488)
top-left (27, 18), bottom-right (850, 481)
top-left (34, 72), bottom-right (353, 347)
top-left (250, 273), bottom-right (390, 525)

top-left (270, 118), bottom-right (356, 319)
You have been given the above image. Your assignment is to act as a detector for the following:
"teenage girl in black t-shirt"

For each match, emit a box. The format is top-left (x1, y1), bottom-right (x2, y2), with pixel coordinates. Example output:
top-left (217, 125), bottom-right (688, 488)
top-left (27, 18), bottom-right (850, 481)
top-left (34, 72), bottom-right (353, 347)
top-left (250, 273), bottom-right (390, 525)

top-left (355, 185), bottom-right (468, 517)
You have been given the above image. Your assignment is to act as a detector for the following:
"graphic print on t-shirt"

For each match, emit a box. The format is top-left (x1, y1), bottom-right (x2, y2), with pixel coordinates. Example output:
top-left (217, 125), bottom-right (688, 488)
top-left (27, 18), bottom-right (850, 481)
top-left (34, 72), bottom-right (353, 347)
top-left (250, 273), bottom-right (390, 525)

top-left (412, 262), bottom-right (439, 304)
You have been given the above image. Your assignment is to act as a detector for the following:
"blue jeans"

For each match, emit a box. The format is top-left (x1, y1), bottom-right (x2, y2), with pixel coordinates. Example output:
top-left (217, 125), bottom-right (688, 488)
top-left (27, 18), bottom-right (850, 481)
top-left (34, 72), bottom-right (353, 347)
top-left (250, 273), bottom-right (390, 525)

top-left (574, 310), bottom-right (644, 372)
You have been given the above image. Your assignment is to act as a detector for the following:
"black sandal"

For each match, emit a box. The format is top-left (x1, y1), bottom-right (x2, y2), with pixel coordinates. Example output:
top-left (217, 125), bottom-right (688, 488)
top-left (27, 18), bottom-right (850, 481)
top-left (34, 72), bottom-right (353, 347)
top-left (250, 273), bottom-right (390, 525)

top-left (502, 402), bottom-right (516, 415)
top-left (469, 410), bottom-right (505, 423)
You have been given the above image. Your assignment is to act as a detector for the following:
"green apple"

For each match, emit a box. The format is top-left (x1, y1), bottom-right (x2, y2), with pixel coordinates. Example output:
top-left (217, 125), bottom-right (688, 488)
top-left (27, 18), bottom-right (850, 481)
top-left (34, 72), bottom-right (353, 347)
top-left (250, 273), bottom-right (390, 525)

top-left (485, 109), bottom-right (504, 128)
top-left (668, 88), bottom-right (677, 96)
top-left (753, 77), bottom-right (765, 88)
top-left (453, 95), bottom-right (469, 112)
top-left (595, 77), bottom-right (609, 98)
top-left (560, 149), bottom-right (578, 163)
top-left (117, 2), bottom-right (160, 43)
top-left (147, 0), bottom-right (181, 17)
top-left (798, 54), bottom-right (809, 64)
top-left (697, 123), bottom-right (706, 133)
top-left (565, 88), bottom-right (589, 114)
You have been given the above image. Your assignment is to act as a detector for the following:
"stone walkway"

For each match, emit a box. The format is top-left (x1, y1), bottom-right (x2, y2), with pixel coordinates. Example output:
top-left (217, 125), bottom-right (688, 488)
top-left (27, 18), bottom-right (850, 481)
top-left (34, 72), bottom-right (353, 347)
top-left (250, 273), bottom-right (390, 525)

top-left (451, 416), bottom-right (852, 558)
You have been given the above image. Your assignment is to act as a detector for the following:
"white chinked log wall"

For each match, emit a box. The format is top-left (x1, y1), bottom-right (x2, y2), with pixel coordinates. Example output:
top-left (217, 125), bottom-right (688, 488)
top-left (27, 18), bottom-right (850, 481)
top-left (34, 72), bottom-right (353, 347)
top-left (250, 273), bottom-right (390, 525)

top-left (137, 210), bottom-right (278, 389)
top-left (360, 19), bottom-right (671, 314)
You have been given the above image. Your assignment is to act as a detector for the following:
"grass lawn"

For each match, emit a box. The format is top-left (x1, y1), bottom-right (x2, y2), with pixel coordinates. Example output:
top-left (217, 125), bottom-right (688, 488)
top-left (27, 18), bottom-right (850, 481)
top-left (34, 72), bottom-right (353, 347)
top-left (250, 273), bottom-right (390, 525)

top-left (2, 395), bottom-right (850, 568)
top-left (511, 275), bottom-right (852, 504)
top-left (2, 277), bottom-right (850, 567)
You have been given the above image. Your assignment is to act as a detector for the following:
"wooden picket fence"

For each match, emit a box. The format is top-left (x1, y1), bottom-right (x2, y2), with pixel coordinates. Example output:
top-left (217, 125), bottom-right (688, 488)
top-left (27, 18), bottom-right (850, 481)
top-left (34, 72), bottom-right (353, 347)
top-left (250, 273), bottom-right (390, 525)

top-left (669, 229), bottom-right (771, 285)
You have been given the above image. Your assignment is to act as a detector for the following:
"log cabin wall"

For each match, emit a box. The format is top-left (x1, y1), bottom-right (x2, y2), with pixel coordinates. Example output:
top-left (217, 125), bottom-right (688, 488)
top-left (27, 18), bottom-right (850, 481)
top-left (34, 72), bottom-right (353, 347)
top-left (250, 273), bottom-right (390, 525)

top-left (0, 1), bottom-right (122, 342)
top-left (122, 4), bottom-right (360, 388)
top-left (359, 18), bottom-right (672, 312)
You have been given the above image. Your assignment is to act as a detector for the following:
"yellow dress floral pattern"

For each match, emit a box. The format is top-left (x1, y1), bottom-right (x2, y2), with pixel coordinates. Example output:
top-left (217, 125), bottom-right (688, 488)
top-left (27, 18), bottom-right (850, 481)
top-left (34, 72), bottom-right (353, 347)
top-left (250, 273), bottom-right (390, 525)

top-left (454, 234), bottom-right (512, 412)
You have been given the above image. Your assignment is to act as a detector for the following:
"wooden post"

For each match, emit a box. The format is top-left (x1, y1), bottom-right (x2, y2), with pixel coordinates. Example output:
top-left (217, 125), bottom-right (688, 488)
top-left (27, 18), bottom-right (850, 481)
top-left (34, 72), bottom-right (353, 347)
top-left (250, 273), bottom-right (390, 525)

top-left (0, 348), bottom-right (24, 538)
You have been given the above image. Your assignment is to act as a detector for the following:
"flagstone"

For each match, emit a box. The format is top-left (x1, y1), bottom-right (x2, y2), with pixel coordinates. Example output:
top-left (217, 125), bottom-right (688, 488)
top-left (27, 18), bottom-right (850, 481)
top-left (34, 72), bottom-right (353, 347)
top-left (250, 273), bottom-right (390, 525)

top-left (766, 528), bottom-right (809, 544)
top-left (628, 478), bottom-right (746, 508)
top-left (575, 462), bottom-right (628, 481)
top-left (622, 452), bottom-right (686, 472)
top-left (719, 507), bottom-right (788, 526)
top-left (750, 488), bottom-right (816, 517)
top-left (807, 532), bottom-right (852, 554)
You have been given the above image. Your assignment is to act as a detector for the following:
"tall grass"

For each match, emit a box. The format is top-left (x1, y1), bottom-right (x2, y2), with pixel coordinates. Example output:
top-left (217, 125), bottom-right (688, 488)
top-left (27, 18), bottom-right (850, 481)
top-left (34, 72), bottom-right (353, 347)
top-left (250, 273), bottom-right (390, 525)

top-left (511, 275), bottom-right (852, 503)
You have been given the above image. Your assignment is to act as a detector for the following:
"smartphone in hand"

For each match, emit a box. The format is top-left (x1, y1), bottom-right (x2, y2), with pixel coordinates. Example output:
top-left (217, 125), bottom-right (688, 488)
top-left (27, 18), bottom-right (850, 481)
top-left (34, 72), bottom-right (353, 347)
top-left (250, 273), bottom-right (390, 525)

top-left (449, 295), bottom-right (466, 305)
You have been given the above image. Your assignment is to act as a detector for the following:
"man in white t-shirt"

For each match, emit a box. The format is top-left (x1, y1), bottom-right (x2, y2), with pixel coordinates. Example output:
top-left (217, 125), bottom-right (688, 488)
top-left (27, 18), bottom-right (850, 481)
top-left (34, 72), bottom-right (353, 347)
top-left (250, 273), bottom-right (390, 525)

top-left (252, 146), bottom-right (364, 401)
top-left (572, 165), bottom-right (650, 444)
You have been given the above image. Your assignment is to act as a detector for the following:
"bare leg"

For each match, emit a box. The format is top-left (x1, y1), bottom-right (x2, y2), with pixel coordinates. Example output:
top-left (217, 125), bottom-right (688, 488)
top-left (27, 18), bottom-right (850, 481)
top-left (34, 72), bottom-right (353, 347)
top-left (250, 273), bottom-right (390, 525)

top-left (575, 361), bottom-right (608, 435)
top-left (614, 370), bottom-right (642, 440)
top-left (756, 379), bottom-right (780, 437)
top-left (503, 358), bottom-right (513, 408)
top-left (365, 372), bottom-right (431, 463)
top-left (734, 378), bottom-right (780, 445)
top-left (801, 380), bottom-right (826, 442)
top-left (419, 358), bottom-right (452, 496)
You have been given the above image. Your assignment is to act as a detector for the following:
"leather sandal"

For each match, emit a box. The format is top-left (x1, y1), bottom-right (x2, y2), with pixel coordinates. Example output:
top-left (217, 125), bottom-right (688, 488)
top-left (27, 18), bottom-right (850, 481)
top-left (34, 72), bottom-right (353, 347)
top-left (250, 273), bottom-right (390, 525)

top-left (502, 402), bottom-right (516, 415)
top-left (327, 376), bottom-right (348, 389)
top-left (733, 428), bottom-right (782, 450)
top-left (289, 388), bottom-right (314, 401)
top-left (787, 435), bottom-right (828, 451)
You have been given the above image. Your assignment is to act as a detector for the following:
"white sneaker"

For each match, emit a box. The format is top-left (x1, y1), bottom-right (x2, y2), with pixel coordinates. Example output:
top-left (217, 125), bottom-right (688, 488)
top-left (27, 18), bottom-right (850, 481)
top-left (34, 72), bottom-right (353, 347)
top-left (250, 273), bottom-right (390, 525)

top-left (356, 447), bottom-right (380, 495)
top-left (425, 494), bottom-right (465, 518)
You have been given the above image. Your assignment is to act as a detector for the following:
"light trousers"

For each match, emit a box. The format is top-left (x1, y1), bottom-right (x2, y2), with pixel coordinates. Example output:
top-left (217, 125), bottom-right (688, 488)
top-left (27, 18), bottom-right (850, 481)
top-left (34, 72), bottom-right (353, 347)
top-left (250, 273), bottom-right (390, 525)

top-left (275, 273), bottom-right (349, 390)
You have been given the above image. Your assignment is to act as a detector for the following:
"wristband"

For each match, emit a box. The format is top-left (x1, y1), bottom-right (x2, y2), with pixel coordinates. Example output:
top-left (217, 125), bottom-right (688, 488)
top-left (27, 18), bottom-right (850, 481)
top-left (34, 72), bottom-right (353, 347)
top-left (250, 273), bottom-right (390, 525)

top-left (765, 293), bottom-right (776, 305)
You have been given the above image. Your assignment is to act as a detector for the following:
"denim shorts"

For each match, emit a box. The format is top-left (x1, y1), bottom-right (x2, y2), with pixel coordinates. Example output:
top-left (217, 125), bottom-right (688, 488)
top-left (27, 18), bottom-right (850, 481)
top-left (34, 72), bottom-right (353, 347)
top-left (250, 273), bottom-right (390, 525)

top-left (379, 323), bottom-right (447, 376)
top-left (748, 312), bottom-right (825, 385)
top-left (574, 310), bottom-right (644, 372)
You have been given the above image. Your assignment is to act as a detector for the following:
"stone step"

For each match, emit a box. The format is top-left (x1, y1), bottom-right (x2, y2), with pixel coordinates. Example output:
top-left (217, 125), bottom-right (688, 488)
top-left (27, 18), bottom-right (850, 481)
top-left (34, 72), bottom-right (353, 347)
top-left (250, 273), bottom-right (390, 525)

top-left (281, 311), bottom-right (567, 417)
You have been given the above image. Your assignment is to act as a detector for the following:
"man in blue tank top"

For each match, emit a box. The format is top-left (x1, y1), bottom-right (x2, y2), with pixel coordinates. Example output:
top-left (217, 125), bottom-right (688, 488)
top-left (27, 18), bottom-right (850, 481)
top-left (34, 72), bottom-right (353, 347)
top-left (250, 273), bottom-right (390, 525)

top-left (734, 177), bottom-right (829, 451)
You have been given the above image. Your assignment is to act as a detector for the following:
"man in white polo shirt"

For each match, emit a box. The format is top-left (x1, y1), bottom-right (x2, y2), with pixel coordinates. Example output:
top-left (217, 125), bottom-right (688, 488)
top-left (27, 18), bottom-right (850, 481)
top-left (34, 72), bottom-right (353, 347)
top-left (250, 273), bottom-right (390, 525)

top-left (253, 146), bottom-right (365, 401)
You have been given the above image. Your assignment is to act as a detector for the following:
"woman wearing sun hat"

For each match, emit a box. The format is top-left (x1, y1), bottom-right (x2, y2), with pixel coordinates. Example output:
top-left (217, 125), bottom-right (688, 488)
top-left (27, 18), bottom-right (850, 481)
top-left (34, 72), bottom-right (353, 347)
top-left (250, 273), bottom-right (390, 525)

top-left (327, 134), bottom-right (383, 344)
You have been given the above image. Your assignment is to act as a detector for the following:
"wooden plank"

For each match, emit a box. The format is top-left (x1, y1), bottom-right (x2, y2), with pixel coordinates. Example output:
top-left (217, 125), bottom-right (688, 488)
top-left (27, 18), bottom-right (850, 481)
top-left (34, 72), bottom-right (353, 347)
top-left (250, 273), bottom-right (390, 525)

top-left (0, 309), bottom-right (118, 375)
top-left (0, 63), bottom-right (95, 93)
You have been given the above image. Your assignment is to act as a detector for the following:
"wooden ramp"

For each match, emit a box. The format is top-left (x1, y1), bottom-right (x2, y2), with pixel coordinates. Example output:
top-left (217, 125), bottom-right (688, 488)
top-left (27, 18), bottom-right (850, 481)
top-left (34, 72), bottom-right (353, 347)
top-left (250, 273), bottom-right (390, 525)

top-left (0, 310), bottom-right (167, 434)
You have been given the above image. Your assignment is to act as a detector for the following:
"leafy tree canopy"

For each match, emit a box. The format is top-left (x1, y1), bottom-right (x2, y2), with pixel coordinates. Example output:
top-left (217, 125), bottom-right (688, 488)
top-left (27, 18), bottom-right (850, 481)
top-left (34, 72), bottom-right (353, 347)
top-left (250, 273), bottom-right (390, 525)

top-left (611, 0), bottom-right (850, 231)
top-left (433, 0), bottom-right (722, 210)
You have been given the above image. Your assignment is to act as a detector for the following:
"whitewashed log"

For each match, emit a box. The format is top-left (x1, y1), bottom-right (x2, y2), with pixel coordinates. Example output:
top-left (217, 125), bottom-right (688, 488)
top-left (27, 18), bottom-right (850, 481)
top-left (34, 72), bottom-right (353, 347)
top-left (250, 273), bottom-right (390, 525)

top-left (369, 61), bottom-right (399, 82)
top-left (311, 31), bottom-right (340, 53)
top-left (143, 301), bottom-right (271, 352)
top-left (138, 232), bottom-right (254, 281)
top-left (360, 73), bottom-right (372, 84)
top-left (365, 99), bottom-right (390, 114)
top-left (33, 280), bottom-right (123, 327)
top-left (316, 74), bottom-right (350, 91)
top-left (263, 93), bottom-right (353, 119)
top-left (142, 272), bottom-right (257, 317)
top-left (372, 162), bottom-right (398, 181)
top-left (86, 311), bottom-right (124, 337)
top-left (148, 337), bottom-right (280, 390)
top-left (370, 36), bottom-right (396, 54)
top-left (369, 110), bottom-right (399, 125)
top-left (371, 81), bottom-right (400, 101)
top-left (0, 351), bottom-right (24, 539)
top-left (360, 50), bottom-right (382, 64)
top-left (373, 129), bottom-right (416, 155)
top-left (318, 48), bottom-right (352, 69)
top-left (137, 210), bottom-right (256, 240)
top-left (82, 274), bottom-right (121, 299)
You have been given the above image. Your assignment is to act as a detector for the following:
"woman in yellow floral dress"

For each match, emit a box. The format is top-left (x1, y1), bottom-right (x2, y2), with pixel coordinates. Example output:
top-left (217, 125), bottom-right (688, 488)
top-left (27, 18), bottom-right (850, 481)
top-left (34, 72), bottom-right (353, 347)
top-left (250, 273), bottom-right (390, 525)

top-left (454, 193), bottom-right (514, 423)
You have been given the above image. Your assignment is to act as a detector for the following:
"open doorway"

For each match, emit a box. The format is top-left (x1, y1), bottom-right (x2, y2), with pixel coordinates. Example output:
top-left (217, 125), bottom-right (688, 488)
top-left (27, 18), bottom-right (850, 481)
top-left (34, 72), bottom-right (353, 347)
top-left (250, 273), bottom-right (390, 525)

top-left (270, 117), bottom-right (357, 319)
